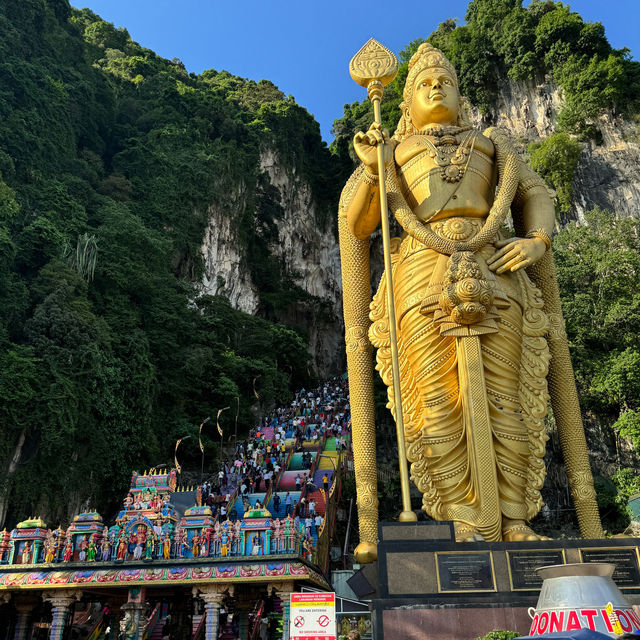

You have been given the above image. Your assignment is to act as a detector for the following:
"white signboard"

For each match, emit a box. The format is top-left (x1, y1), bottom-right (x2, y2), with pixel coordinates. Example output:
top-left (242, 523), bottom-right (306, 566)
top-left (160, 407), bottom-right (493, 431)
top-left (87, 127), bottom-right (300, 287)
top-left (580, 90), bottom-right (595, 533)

top-left (290, 592), bottom-right (336, 640)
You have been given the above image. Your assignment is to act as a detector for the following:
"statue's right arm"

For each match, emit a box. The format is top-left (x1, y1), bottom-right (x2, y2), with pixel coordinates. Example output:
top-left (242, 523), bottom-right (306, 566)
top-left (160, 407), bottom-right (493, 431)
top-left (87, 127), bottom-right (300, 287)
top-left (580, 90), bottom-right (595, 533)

top-left (345, 168), bottom-right (382, 240)
top-left (343, 126), bottom-right (394, 239)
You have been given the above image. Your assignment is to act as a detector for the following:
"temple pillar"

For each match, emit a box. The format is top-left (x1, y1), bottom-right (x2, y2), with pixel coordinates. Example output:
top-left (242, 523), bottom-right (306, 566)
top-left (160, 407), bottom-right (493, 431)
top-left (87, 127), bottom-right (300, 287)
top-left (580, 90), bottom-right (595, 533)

top-left (193, 584), bottom-right (233, 640)
top-left (12, 595), bottom-right (39, 640)
top-left (43, 590), bottom-right (81, 640)
top-left (268, 581), bottom-right (294, 640)
top-left (120, 587), bottom-right (147, 640)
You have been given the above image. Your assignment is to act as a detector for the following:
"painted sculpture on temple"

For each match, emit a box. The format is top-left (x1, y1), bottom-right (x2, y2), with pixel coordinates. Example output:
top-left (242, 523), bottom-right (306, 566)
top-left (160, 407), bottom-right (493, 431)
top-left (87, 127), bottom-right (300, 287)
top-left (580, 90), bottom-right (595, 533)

top-left (340, 40), bottom-right (603, 560)
top-left (101, 533), bottom-right (112, 562)
top-left (21, 541), bottom-right (32, 565)
top-left (62, 538), bottom-right (73, 562)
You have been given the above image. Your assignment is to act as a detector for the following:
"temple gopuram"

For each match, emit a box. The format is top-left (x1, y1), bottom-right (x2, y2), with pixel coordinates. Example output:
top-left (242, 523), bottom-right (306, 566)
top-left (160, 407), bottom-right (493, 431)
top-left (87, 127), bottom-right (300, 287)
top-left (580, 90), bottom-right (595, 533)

top-left (0, 455), bottom-right (343, 640)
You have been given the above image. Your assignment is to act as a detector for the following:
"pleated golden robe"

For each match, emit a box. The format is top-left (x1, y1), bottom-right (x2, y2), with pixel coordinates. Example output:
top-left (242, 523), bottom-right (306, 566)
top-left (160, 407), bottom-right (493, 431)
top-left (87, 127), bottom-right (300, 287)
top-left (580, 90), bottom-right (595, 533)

top-left (369, 223), bottom-right (551, 540)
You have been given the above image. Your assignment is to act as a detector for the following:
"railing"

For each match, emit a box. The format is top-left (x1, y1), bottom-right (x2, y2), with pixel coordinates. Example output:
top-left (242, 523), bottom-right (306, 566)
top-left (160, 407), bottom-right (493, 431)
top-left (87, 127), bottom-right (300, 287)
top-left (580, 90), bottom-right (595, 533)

top-left (193, 613), bottom-right (205, 640)
top-left (313, 461), bottom-right (342, 574)
top-left (142, 602), bottom-right (161, 640)
top-left (86, 615), bottom-right (105, 640)
top-left (248, 599), bottom-right (265, 640)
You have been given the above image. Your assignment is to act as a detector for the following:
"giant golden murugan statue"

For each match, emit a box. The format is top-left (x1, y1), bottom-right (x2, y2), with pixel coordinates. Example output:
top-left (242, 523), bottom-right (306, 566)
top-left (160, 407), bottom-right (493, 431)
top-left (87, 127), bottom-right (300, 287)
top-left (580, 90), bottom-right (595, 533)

top-left (339, 41), bottom-right (603, 561)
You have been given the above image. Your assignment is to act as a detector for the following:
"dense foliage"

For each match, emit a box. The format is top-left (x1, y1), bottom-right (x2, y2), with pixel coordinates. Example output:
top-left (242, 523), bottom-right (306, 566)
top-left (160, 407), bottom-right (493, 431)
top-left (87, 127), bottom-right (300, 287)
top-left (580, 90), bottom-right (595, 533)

top-left (529, 133), bottom-right (582, 215)
top-left (0, 0), bottom-right (340, 527)
top-left (554, 209), bottom-right (640, 528)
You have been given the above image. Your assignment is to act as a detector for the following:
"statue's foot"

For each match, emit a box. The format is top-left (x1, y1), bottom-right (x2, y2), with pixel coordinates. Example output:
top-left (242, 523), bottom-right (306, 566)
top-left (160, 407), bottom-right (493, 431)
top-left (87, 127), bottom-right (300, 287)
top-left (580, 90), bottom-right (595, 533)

top-left (454, 522), bottom-right (484, 542)
top-left (502, 520), bottom-right (550, 541)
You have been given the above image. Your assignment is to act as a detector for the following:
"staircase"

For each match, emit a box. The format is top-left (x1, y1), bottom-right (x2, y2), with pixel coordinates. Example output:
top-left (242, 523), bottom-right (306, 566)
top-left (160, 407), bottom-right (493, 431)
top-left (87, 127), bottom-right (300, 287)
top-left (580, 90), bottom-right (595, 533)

top-left (149, 616), bottom-right (168, 640)
top-left (267, 491), bottom-right (301, 519)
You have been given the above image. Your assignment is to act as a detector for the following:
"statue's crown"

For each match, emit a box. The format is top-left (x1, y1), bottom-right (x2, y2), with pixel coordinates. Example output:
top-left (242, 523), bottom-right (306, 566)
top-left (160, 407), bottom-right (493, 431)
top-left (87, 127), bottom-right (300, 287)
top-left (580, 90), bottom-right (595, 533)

top-left (404, 43), bottom-right (458, 103)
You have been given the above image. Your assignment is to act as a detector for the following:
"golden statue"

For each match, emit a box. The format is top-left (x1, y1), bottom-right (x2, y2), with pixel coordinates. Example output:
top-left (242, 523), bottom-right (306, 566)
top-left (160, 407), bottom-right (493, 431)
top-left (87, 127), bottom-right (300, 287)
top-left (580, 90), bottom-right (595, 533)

top-left (339, 41), bottom-right (603, 561)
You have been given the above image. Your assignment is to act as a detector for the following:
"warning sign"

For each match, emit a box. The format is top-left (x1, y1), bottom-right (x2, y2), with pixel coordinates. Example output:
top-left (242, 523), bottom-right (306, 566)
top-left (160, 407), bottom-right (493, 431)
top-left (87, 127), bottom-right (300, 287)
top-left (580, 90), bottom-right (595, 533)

top-left (290, 592), bottom-right (336, 640)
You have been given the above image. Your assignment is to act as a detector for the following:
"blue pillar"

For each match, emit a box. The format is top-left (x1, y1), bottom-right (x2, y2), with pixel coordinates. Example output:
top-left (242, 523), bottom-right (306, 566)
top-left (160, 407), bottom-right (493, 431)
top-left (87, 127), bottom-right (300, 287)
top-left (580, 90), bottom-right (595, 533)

top-left (43, 591), bottom-right (79, 640)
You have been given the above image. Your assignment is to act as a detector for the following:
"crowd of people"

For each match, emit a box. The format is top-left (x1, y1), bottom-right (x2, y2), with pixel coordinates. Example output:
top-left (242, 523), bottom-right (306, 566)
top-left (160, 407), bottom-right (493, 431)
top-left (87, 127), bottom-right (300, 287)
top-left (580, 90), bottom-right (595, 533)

top-left (196, 376), bottom-right (351, 526)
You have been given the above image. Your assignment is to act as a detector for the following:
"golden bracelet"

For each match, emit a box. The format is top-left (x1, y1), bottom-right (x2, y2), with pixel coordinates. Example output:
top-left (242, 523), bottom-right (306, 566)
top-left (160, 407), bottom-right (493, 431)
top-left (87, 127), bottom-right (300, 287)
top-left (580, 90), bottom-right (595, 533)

top-left (525, 228), bottom-right (552, 251)
top-left (362, 168), bottom-right (379, 186)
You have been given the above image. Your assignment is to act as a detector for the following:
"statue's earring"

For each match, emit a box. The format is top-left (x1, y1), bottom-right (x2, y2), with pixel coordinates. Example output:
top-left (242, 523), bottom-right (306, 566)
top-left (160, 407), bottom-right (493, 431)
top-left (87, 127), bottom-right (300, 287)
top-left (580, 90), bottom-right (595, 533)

top-left (404, 107), bottom-right (414, 134)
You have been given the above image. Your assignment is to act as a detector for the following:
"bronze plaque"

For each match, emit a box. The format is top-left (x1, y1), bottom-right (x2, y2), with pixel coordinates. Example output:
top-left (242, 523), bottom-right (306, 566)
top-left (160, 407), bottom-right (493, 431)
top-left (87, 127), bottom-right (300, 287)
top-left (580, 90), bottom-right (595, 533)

top-left (507, 549), bottom-right (566, 590)
top-left (580, 547), bottom-right (640, 588)
top-left (435, 551), bottom-right (496, 593)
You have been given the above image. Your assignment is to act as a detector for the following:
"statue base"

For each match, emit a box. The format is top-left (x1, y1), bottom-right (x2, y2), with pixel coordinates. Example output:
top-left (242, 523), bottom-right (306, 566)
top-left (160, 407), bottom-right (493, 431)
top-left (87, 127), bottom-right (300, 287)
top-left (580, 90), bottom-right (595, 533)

top-left (349, 522), bottom-right (640, 640)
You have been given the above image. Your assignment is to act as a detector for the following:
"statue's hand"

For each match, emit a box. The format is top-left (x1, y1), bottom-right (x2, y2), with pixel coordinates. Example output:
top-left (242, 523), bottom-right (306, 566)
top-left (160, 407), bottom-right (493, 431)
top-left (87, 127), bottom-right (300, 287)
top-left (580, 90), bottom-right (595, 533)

top-left (353, 123), bottom-right (392, 174)
top-left (487, 237), bottom-right (546, 274)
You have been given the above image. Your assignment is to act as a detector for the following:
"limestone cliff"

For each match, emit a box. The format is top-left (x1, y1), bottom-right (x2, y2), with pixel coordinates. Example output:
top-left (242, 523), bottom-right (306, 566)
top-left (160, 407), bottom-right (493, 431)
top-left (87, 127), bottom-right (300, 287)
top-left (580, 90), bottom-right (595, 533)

top-left (199, 149), bottom-right (343, 377)
top-left (470, 74), bottom-right (640, 222)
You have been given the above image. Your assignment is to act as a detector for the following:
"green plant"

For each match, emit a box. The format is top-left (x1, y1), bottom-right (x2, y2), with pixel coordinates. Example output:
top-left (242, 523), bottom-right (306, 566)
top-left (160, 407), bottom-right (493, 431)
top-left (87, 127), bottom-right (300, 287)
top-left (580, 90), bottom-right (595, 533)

top-left (529, 133), bottom-right (582, 214)
top-left (475, 630), bottom-right (519, 640)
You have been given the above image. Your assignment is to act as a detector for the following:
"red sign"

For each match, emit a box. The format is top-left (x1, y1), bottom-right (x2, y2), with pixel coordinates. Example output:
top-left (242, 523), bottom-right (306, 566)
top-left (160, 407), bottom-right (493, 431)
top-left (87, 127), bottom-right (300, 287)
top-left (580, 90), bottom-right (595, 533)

top-left (291, 592), bottom-right (336, 640)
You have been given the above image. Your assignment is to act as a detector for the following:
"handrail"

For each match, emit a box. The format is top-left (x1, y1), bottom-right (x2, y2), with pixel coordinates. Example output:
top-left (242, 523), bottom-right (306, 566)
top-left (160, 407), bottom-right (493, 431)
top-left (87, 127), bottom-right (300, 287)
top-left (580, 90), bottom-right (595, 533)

top-left (313, 461), bottom-right (343, 574)
top-left (86, 615), bottom-right (105, 640)
top-left (142, 602), bottom-right (161, 640)
top-left (248, 599), bottom-right (265, 640)
top-left (193, 611), bottom-right (206, 640)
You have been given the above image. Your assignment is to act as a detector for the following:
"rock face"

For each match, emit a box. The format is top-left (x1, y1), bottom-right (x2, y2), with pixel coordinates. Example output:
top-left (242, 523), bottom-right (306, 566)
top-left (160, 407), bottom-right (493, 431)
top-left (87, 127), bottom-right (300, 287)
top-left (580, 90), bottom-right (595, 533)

top-left (199, 149), bottom-right (343, 377)
top-left (200, 189), bottom-right (260, 315)
top-left (470, 74), bottom-right (640, 222)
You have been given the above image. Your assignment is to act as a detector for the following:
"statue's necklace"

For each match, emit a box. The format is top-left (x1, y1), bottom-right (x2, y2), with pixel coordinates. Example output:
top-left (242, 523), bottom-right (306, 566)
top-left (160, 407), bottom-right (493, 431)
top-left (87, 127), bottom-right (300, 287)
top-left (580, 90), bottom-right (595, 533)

top-left (419, 129), bottom-right (476, 183)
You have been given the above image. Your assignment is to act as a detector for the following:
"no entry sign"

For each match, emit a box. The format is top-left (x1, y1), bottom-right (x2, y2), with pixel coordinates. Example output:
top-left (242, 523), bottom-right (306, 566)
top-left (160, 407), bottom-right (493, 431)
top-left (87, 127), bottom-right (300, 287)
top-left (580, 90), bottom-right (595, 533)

top-left (290, 592), bottom-right (336, 640)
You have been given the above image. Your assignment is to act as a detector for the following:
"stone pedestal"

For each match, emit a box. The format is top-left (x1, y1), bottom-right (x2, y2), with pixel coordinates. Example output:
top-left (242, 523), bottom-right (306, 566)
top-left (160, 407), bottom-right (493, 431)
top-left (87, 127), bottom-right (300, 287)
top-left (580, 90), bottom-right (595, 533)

top-left (43, 590), bottom-right (81, 640)
top-left (361, 522), bottom-right (640, 640)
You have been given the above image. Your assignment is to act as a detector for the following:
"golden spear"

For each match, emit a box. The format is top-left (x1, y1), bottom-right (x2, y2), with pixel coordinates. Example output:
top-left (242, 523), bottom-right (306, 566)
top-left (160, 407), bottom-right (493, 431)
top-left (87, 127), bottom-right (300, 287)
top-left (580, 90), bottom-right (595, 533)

top-left (350, 39), bottom-right (416, 523)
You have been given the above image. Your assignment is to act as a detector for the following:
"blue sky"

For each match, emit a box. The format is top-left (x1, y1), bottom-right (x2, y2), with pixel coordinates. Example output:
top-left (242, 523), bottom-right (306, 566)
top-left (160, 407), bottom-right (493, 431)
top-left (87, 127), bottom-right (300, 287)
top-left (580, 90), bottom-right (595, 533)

top-left (72, 1), bottom-right (640, 142)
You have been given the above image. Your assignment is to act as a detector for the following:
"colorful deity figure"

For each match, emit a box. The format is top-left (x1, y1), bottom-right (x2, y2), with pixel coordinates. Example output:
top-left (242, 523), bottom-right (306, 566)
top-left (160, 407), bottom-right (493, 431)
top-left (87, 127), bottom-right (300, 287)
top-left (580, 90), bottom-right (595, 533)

top-left (250, 532), bottom-right (262, 556)
top-left (272, 519), bottom-right (283, 554)
top-left (133, 540), bottom-right (143, 560)
top-left (21, 541), bottom-right (32, 565)
top-left (101, 534), bottom-right (112, 562)
top-left (199, 534), bottom-right (208, 557)
top-left (62, 538), bottom-right (73, 562)
top-left (144, 533), bottom-right (154, 561)
top-left (87, 536), bottom-right (97, 562)
top-left (212, 522), bottom-right (222, 556)
top-left (191, 534), bottom-right (200, 558)
top-left (283, 516), bottom-right (293, 552)
top-left (124, 493), bottom-right (134, 510)
top-left (78, 535), bottom-right (89, 562)
top-left (162, 533), bottom-right (171, 560)
top-left (232, 521), bottom-right (241, 556)
top-left (116, 532), bottom-right (127, 561)
top-left (220, 530), bottom-right (229, 557)
top-left (44, 533), bottom-right (56, 563)
top-left (303, 536), bottom-right (313, 561)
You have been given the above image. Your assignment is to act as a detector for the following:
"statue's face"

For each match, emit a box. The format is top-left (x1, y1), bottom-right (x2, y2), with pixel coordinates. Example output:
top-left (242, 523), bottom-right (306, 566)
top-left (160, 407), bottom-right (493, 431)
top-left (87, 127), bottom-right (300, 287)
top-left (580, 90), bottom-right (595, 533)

top-left (409, 67), bottom-right (459, 130)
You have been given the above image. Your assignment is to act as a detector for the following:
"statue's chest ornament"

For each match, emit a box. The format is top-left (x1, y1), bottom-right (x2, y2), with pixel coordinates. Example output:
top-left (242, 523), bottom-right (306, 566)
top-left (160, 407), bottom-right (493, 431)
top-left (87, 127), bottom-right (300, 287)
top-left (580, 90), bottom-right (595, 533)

top-left (416, 127), bottom-right (476, 183)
